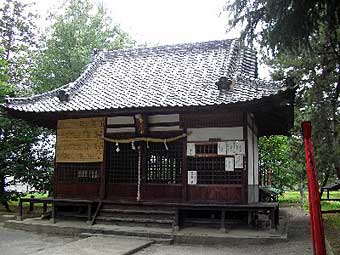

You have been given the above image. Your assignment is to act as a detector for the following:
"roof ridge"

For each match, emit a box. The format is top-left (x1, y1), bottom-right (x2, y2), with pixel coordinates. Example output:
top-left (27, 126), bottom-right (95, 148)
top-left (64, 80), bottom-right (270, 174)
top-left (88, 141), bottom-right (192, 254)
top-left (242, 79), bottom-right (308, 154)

top-left (221, 39), bottom-right (240, 78)
top-left (103, 38), bottom-right (237, 58)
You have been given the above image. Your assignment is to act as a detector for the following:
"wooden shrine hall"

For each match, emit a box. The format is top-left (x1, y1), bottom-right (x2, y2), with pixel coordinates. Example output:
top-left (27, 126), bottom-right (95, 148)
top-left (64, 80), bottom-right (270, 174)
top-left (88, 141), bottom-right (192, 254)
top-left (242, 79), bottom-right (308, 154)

top-left (2, 39), bottom-right (294, 230)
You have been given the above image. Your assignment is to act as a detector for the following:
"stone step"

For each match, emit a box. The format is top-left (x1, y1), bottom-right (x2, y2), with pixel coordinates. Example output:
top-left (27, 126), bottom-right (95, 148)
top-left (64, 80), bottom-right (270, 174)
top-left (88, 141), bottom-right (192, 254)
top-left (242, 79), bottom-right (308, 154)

top-left (80, 233), bottom-right (174, 245)
top-left (95, 216), bottom-right (174, 228)
top-left (0, 214), bottom-right (16, 222)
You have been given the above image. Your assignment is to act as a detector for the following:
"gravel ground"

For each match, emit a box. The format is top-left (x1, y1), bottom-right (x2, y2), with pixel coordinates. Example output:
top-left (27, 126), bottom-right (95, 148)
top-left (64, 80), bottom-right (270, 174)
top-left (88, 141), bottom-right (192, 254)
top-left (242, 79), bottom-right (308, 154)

top-left (0, 223), bottom-right (78, 255)
top-left (0, 207), bottom-right (313, 255)
top-left (136, 207), bottom-right (313, 255)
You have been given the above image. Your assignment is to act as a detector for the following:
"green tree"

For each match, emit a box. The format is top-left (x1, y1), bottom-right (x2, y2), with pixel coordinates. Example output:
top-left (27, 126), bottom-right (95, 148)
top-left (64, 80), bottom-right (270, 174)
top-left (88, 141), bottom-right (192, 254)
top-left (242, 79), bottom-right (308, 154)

top-left (259, 136), bottom-right (291, 191)
top-left (0, 50), bottom-right (53, 211)
top-left (0, 0), bottom-right (38, 86)
top-left (225, 0), bottom-right (340, 190)
top-left (32, 0), bottom-right (134, 92)
top-left (0, 0), bottom-right (54, 211)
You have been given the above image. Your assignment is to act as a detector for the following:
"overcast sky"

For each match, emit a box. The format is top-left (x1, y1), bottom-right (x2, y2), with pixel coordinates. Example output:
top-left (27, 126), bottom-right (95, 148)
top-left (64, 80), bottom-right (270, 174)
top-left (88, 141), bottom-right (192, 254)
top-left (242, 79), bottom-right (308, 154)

top-left (29, 0), bottom-right (269, 78)
top-left (30, 0), bottom-right (236, 45)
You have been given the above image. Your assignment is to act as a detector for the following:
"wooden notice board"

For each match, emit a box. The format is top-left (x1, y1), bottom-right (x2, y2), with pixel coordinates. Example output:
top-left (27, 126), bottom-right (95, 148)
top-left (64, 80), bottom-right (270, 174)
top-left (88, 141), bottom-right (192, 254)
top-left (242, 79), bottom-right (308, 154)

top-left (56, 117), bottom-right (105, 163)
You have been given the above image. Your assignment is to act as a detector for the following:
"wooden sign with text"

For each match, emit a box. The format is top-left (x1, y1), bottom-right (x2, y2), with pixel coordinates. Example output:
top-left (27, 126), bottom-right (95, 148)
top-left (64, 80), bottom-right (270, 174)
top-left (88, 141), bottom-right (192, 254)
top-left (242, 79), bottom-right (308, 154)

top-left (56, 117), bottom-right (104, 163)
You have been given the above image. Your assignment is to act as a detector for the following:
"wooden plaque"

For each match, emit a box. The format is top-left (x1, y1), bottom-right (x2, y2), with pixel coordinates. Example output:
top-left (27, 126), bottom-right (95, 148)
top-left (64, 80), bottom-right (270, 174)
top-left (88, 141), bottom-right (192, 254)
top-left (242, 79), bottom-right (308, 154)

top-left (56, 117), bottom-right (104, 163)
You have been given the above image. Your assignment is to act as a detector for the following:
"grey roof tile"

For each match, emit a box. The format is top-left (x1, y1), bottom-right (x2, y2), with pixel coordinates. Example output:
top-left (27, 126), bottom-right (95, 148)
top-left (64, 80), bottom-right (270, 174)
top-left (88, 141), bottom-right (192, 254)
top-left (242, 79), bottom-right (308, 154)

top-left (3, 39), bottom-right (287, 113)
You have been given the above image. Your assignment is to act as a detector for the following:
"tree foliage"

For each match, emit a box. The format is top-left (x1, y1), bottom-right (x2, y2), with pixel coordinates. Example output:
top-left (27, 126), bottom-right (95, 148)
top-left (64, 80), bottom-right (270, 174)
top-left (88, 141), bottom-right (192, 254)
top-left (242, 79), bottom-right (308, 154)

top-left (225, 0), bottom-right (340, 191)
top-left (0, 0), bottom-right (134, 210)
top-left (0, 0), bottom-right (38, 86)
top-left (225, 0), bottom-right (340, 53)
top-left (0, 0), bottom-right (54, 211)
top-left (32, 0), bottom-right (134, 93)
top-left (0, 49), bottom-right (53, 210)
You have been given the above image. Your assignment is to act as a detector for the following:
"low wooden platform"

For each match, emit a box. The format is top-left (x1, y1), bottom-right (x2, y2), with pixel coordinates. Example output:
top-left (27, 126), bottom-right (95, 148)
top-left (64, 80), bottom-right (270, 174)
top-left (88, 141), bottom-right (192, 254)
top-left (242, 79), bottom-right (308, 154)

top-left (18, 198), bottom-right (279, 230)
top-left (18, 197), bottom-right (94, 223)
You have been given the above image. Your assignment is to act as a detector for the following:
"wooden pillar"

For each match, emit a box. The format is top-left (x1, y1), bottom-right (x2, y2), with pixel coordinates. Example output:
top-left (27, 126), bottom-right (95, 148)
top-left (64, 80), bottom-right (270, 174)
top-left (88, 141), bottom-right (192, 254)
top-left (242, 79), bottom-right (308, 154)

top-left (174, 208), bottom-right (180, 231)
top-left (43, 202), bottom-right (47, 213)
top-left (182, 135), bottom-right (188, 202)
top-left (18, 199), bottom-right (23, 221)
top-left (50, 202), bottom-right (56, 223)
top-left (100, 118), bottom-right (107, 200)
top-left (220, 210), bottom-right (226, 233)
top-left (243, 112), bottom-right (248, 204)
top-left (99, 162), bottom-right (106, 200)
top-left (87, 203), bottom-right (92, 224)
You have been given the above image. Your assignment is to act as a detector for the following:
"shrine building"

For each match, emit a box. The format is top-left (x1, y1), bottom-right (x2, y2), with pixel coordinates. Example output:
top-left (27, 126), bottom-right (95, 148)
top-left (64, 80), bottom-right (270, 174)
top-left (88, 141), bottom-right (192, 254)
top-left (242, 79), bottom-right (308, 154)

top-left (2, 39), bottom-right (294, 230)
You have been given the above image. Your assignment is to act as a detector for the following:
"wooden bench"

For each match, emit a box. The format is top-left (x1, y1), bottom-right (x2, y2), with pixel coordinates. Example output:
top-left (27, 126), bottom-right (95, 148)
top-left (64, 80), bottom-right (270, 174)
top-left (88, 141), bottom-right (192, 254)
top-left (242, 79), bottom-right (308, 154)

top-left (18, 197), bottom-right (94, 223)
top-left (321, 183), bottom-right (340, 201)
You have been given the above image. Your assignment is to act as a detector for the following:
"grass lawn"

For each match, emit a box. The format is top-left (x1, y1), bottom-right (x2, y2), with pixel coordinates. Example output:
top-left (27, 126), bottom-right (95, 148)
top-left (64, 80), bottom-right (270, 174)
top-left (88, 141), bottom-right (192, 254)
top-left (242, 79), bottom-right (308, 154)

top-left (0, 192), bottom-right (49, 214)
top-left (280, 191), bottom-right (340, 255)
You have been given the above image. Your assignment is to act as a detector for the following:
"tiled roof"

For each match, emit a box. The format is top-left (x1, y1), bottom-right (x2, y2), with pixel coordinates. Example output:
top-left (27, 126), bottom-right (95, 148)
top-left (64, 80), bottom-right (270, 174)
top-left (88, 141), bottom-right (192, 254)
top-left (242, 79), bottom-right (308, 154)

top-left (3, 39), bottom-right (289, 113)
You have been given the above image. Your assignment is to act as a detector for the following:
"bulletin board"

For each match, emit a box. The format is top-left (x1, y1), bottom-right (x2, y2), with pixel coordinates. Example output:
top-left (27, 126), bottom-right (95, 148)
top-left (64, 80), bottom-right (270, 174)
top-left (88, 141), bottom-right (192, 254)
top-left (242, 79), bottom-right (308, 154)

top-left (56, 117), bottom-right (104, 163)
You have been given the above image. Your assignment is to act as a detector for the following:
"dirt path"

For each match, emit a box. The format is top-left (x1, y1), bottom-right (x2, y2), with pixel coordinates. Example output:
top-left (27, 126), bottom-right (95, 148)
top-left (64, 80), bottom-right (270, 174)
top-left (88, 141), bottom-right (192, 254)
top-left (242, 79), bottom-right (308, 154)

top-left (0, 207), bottom-right (314, 255)
top-left (0, 223), bottom-right (78, 255)
top-left (137, 207), bottom-right (313, 255)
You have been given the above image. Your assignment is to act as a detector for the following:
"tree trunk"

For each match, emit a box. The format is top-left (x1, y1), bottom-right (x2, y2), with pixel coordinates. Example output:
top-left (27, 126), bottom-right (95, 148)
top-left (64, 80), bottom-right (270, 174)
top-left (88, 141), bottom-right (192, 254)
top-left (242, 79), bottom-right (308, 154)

top-left (299, 174), bottom-right (305, 205)
top-left (319, 173), bottom-right (329, 198)
top-left (0, 176), bottom-right (11, 212)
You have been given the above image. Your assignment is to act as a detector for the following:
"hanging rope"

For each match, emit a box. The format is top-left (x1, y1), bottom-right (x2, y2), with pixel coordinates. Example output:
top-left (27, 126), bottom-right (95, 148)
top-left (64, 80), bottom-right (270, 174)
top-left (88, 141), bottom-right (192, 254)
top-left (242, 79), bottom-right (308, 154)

top-left (136, 146), bottom-right (142, 201)
top-left (103, 132), bottom-right (190, 144)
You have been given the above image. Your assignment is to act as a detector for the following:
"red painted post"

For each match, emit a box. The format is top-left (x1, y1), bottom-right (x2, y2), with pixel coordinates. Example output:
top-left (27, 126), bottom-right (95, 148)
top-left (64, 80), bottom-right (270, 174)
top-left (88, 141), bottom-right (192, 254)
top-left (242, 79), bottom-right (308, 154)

top-left (301, 121), bottom-right (326, 255)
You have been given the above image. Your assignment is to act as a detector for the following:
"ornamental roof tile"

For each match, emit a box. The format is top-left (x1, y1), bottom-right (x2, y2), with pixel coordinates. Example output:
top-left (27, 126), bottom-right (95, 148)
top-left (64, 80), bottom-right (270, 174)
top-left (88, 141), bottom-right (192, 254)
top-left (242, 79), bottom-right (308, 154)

top-left (2, 39), bottom-right (288, 113)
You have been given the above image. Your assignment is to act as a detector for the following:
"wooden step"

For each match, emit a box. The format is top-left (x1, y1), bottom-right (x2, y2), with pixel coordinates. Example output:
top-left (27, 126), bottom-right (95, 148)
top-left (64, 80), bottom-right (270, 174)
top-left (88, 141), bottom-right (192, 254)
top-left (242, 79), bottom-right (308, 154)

top-left (95, 216), bottom-right (174, 228)
top-left (100, 208), bottom-right (175, 215)
top-left (182, 217), bottom-right (223, 228)
top-left (96, 216), bottom-right (173, 224)
top-left (101, 203), bottom-right (175, 211)
top-left (98, 212), bottom-right (173, 221)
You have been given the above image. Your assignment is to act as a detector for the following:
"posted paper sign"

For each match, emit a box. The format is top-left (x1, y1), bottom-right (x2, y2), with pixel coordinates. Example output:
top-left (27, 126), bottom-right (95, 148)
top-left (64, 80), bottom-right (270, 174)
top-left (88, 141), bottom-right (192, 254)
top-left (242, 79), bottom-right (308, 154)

top-left (226, 141), bottom-right (235, 155)
top-left (235, 155), bottom-right (243, 169)
top-left (217, 142), bottom-right (227, 155)
top-left (225, 157), bottom-right (235, 172)
top-left (235, 141), bottom-right (245, 155)
top-left (186, 143), bottom-right (196, 156)
top-left (188, 171), bottom-right (197, 185)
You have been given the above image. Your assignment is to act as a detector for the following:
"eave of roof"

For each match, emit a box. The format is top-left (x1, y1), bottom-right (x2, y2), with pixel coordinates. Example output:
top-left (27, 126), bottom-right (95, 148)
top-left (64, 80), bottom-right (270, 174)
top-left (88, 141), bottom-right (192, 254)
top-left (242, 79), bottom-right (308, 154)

top-left (1, 38), bottom-right (295, 135)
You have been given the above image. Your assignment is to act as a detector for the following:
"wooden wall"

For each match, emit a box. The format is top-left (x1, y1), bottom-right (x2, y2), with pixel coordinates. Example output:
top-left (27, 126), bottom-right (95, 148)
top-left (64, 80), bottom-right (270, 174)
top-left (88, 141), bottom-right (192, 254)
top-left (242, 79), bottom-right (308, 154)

top-left (54, 110), bottom-right (253, 204)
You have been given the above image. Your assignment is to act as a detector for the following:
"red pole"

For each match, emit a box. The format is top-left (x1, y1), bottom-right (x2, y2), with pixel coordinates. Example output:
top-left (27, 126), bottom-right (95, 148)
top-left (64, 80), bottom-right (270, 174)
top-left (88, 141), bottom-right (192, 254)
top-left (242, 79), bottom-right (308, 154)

top-left (301, 121), bottom-right (326, 255)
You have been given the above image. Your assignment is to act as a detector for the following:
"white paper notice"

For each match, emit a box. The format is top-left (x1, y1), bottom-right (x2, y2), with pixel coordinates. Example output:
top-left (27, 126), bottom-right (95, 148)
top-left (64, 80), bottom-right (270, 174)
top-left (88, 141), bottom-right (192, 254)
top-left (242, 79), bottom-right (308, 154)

top-left (217, 142), bottom-right (227, 155)
top-left (235, 155), bottom-right (243, 169)
top-left (225, 157), bottom-right (235, 172)
top-left (234, 141), bottom-right (245, 155)
top-left (188, 171), bottom-right (197, 185)
top-left (226, 141), bottom-right (236, 155)
top-left (186, 143), bottom-right (196, 156)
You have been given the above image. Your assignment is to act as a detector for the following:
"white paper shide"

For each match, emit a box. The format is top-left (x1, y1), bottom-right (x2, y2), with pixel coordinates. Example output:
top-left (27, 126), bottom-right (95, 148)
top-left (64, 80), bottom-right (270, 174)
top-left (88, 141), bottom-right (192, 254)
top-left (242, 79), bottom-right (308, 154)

top-left (227, 141), bottom-right (235, 155)
top-left (234, 154), bottom-right (243, 169)
top-left (188, 171), bottom-right (197, 185)
top-left (186, 143), bottom-right (196, 156)
top-left (235, 141), bottom-right (245, 155)
top-left (217, 142), bottom-right (227, 155)
top-left (225, 157), bottom-right (234, 172)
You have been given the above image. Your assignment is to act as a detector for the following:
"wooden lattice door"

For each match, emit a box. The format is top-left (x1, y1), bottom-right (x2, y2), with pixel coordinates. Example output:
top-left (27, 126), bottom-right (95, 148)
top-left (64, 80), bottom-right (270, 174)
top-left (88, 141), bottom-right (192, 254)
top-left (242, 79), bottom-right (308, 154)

top-left (105, 142), bottom-right (138, 200)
